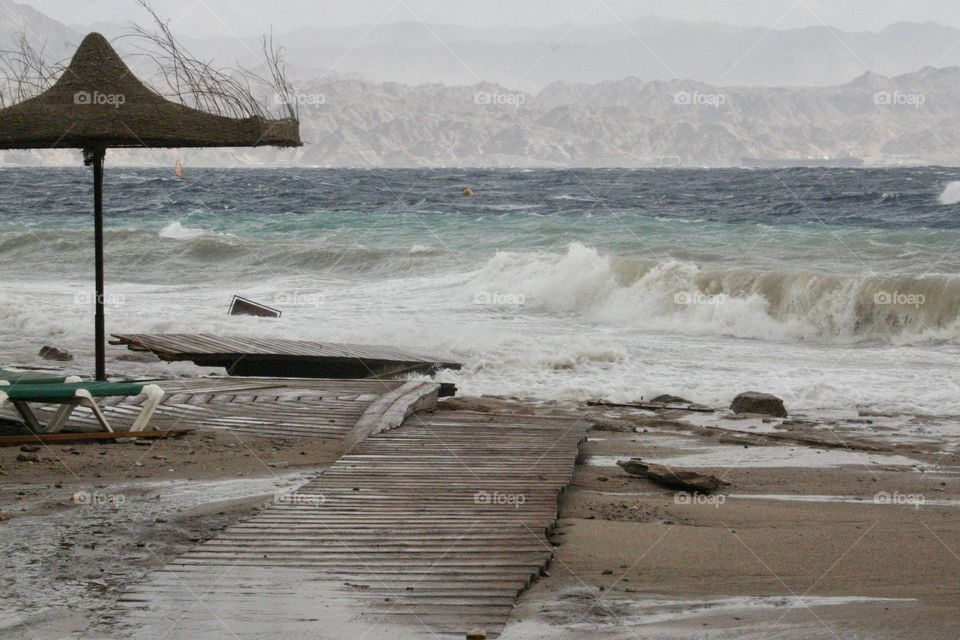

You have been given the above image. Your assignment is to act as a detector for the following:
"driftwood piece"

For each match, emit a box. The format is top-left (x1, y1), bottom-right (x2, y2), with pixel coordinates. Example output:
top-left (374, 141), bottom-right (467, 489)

top-left (617, 458), bottom-right (730, 493)
top-left (587, 399), bottom-right (714, 413)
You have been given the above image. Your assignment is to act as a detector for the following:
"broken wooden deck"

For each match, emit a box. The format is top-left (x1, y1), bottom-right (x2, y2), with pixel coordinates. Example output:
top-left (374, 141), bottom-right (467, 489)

top-left (111, 333), bottom-right (462, 379)
top-left (0, 377), bottom-right (437, 440)
top-left (116, 410), bottom-right (590, 639)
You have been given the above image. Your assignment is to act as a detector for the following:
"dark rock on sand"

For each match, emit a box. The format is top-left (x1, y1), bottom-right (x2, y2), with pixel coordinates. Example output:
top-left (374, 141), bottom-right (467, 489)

top-left (618, 458), bottom-right (730, 493)
top-left (17, 452), bottom-right (41, 463)
top-left (731, 391), bottom-right (787, 417)
top-left (39, 345), bottom-right (73, 361)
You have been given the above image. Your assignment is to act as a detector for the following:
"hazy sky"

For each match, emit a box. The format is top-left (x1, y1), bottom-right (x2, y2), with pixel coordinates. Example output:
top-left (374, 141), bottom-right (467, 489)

top-left (20, 0), bottom-right (960, 37)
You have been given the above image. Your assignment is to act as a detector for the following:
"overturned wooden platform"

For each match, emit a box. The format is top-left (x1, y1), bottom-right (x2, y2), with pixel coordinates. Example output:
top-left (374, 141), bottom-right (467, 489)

top-left (0, 377), bottom-right (437, 440)
top-left (111, 333), bottom-right (462, 379)
top-left (115, 410), bottom-right (590, 639)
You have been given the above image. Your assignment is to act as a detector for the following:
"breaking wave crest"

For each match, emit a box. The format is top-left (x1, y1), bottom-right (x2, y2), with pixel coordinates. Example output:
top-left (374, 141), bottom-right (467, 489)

top-left (4, 224), bottom-right (959, 345)
top-left (470, 242), bottom-right (960, 344)
top-left (158, 220), bottom-right (227, 240)
top-left (938, 181), bottom-right (960, 205)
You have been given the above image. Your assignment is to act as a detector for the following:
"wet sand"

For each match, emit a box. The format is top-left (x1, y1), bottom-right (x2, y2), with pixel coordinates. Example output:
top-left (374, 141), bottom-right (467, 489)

top-left (0, 430), bottom-right (343, 639)
top-left (490, 399), bottom-right (960, 639)
top-left (1, 397), bottom-right (958, 638)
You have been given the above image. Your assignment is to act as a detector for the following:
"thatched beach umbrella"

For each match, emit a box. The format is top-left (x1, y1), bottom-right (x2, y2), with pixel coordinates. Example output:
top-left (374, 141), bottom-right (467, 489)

top-left (0, 33), bottom-right (300, 380)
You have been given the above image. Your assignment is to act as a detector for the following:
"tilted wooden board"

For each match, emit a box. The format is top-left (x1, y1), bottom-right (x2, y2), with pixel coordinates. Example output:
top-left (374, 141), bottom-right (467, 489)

top-left (111, 333), bottom-right (462, 378)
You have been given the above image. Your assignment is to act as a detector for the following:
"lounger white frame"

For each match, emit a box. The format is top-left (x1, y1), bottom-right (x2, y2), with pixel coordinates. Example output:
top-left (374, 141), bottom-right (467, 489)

top-left (0, 384), bottom-right (165, 433)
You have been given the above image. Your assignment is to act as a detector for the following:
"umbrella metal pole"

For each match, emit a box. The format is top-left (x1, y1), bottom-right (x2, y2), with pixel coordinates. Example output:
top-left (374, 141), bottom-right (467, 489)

top-left (91, 146), bottom-right (106, 381)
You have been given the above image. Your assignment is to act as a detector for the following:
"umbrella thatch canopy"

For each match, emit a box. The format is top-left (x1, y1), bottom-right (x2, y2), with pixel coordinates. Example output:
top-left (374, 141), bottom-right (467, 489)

top-left (0, 32), bottom-right (301, 380)
top-left (0, 32), bottom-right (299, 149)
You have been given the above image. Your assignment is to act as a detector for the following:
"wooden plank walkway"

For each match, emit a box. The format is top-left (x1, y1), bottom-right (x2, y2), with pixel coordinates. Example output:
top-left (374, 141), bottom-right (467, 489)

top-left (111, 333), bottom-right (462, 378)
top-left (0, 377), bottom-right (432, 440)
top-left (114, 410), bottom-right (590, 639)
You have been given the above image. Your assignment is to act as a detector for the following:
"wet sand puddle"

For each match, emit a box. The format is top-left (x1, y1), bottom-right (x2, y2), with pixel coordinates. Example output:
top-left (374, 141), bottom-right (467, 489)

top-left (502, 589), bottom-right (915, 639)
top-left (0, 471), bottom-right (315, 638)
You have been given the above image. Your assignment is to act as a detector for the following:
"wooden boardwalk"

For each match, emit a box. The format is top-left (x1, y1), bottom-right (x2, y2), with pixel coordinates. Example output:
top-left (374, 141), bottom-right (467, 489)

top-left (112, 333), bottom-right (462, 379)
top-left (1, 377), bottom-right (436, 440)
top-left (115, 410), bottom-right (590, 639)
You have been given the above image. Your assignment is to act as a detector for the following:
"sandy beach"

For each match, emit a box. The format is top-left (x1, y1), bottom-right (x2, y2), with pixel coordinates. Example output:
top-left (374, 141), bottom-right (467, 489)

top-left (500, 400), bottom-right (960, 639)
top-left (2, 392), bottom-right (957, 639)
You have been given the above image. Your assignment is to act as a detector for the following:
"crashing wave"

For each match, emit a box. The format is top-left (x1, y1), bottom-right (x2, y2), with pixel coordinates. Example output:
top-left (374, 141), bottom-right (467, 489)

top-left (469, 242), bottom-right (960, 345)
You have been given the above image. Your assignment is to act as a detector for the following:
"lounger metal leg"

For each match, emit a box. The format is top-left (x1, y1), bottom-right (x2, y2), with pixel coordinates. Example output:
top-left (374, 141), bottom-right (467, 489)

top-left (10, 400), bottom-right (44, 433)
top-left (46, 401), bottom-right (81, 433)
top-left (75, 390), bottom-right (114, 433)
top-left (130, 385), bottom-right (165, 432)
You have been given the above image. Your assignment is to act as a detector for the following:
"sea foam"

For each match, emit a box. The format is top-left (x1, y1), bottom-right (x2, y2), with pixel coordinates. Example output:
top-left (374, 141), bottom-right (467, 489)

top-left (159, 221), bottom-right (218, 240)
top-left (938, 181), bottom-right (960, 205)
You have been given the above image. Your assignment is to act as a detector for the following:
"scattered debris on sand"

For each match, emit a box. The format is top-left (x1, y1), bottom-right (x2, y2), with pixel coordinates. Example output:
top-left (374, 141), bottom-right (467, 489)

top-left (649, 394), bottom-right (692, 404)
top-left (587, 396), bottom-right (714, 412)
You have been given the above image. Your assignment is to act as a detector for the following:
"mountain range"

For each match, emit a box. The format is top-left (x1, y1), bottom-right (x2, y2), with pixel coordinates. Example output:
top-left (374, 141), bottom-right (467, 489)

top-left (2, 0), bottom-right (960, 167)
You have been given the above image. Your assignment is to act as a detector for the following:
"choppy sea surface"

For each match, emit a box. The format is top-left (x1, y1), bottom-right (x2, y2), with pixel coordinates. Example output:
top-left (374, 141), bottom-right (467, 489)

top-left (1, 167), bottom-right (960, 415)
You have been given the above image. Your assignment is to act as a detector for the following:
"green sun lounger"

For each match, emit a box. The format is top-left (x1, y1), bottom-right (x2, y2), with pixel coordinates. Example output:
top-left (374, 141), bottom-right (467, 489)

top-left (0, 381), bottom-right (164, 434)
